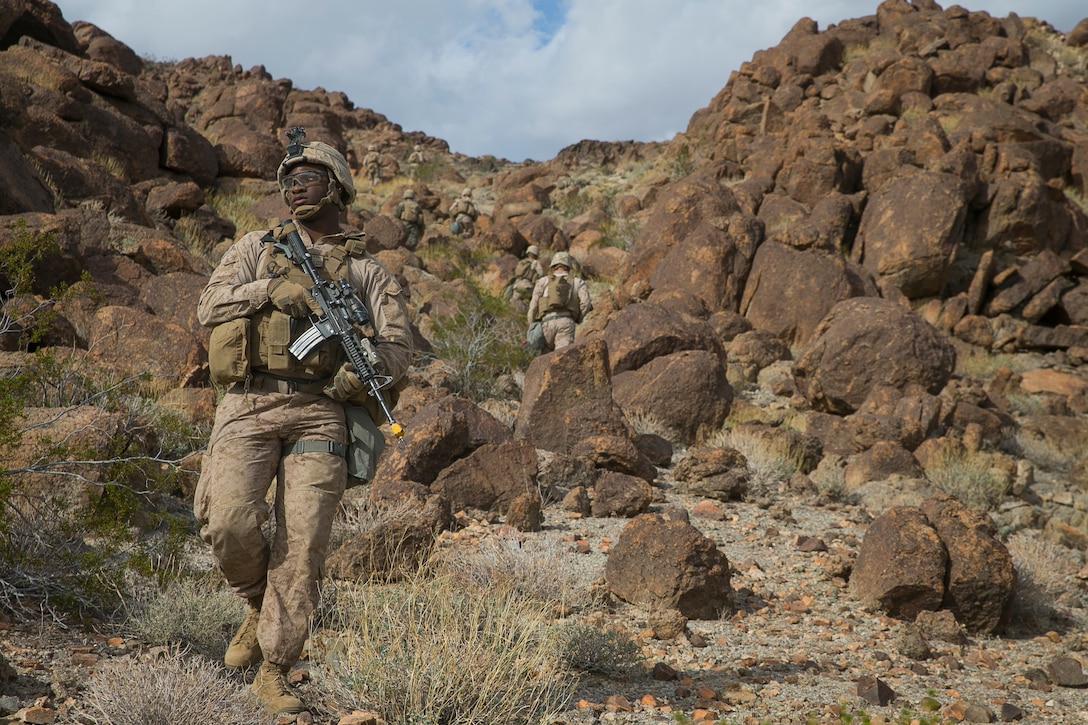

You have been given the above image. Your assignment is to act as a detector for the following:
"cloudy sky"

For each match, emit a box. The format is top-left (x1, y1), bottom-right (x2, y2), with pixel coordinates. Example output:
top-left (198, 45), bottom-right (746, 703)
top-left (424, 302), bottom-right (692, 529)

top-left (57, 1), bottom-right (1084, 162)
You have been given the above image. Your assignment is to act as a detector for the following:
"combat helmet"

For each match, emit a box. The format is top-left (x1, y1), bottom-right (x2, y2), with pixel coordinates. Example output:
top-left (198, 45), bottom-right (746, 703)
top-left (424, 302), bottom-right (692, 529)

top-left (403, 189), bottom-right (416, 199)
top-left (277, 129), bottom-right (355, 218)
top-left (550, 251), bottom-right (572, 269)
top-left (526, 245), bottom-right (539, 257)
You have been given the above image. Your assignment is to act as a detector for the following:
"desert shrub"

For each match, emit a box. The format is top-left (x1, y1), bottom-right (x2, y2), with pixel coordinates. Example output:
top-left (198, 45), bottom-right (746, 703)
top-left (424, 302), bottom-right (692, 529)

top-left (596, 215), bottom-right (642, 251)
top-left (205, 186), bottom-right (264, 235)
top-left (1003, 426), bottom-right (1087, 474)
top-left (1006, 530), bottom-right (1083, 632)
top-left (172, 213), bottom-right (221, 260)
top-left (313, 572), bottom-right (573, 725)
top-left (0, 348), bottom-right (203, 620)
top-left (670, 142), bottom-right (694, 179)
top-left (553, 621), bottom-right (642, 677)
top-left (708, 425), bottom-right (805, 497)
top-left (130, 576), bottom-right (242, 660)
top-left (436, 529), bottom-right (597, 613)
top-left (922, 445), bottom-right (1009, 511)
top-left (427, 285), bottom-right (534, 402)
top-left (625, 410), bottom-right (682, 446)
top-left (82, 646), bottom-right (265, 725)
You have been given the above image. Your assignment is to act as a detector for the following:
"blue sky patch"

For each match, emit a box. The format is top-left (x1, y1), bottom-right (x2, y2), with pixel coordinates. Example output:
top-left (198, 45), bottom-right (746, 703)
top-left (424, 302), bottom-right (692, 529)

top-left (531, 0), bottom-right (566, 43)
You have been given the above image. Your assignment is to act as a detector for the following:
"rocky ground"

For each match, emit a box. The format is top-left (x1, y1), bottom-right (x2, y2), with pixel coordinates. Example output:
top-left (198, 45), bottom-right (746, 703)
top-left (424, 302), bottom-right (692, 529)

top-left (3, 470), bottom-right (1088, 725)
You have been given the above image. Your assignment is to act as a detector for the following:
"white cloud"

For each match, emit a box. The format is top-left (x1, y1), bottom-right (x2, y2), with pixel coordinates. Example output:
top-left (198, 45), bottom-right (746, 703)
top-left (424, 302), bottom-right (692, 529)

top-left (56, 0), bottom-right (1086, 161)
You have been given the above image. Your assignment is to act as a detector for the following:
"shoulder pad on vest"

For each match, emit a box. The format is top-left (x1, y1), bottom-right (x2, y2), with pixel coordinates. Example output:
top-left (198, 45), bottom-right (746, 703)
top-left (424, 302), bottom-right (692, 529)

top-left (343, 231), bottom-right (367, 256)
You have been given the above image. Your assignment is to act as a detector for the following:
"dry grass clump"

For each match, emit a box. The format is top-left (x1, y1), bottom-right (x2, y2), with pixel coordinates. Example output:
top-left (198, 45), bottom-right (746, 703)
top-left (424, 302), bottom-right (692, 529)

top-left (435, 529), bottom-right (597, 613)
top-left (81, 646), bottom-right (265, 725)
top-left (1005, 427), bottom-right (1086, 474)
top-left (1006, 530), bottom-right (1084, 632)
top-left (624, 410), bottom-right (683, 446)
top-left (129, 576), bottom-right (242, 660)
top-left (552, 621), bottom-right (642, 677)
top-left (921, 444), bottom-right (1010, 511)
top-left (708, 425), bottom-right (805, 497)
top-left (312, 571), bottom-right (574, 725)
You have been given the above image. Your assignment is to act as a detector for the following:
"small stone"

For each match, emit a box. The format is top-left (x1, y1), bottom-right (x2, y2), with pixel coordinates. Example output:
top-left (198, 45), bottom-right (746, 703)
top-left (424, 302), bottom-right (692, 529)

top-left (896, 623), bottom-right (932, 661)
top-left (999, 702), bottom-right (1024, 721)
top-left (651, 661), bottom-right (679, 681)
top-left (856, 674), bottom-right (896, 706)
top-left (648, 608), bottom-right (687, 639)
top-left (1047, 655), bottom-right (1088, 687)
top-left (796, 535), bottom-right (828, 552)
top-left (963, 702), bottom-right (995, 722)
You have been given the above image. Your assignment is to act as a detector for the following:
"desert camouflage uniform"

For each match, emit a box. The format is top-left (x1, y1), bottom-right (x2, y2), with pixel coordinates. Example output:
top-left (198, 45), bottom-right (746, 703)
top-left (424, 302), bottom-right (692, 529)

top-left (363, 146), bottom-right (382, 187)
top-left (527, 261), bottom-right (592, 352)
top-left (194, 226), bottom-right (412, 666)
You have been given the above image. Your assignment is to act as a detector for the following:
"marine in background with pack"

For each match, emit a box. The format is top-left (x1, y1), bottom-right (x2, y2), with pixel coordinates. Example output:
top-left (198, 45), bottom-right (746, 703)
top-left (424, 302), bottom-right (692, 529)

top-left (448, 187), bottom-right (479, 237)
top-left (362, 143), bottom-right (382, 187)
top-left (406, 144), bottom-right (426, 179)
top-left (526, 251), bottom-right (592, 352)
top-left (194, 130), bottom-right (412, 716)
top-left (394, 188), bottom-right (424, 249)
top-left (504, 244), bottom-right (544, 311)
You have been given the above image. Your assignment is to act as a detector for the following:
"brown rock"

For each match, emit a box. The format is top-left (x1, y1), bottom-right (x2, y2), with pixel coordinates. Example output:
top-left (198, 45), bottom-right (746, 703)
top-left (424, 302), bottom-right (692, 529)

top-left (374, 396), bottom-right (510, 487)
top-left (794, 297), bottom-right (957, 415)
top-left (612, 349), bottom-right (731, 446)
top-left (853, 171), bottom-right (968, 299)
top-left (672, 448), bottom-right (749, 501)
top-left (921, 493), bottom-right (1016, 634)
top-left (430, 440), bottom-right (538, 515)
top-left (843, 441), bottom-right (925, 491)
top-left (605, 513), bottom-right (733, 619)
top-left (591, 471), bottom-right (654, 518)
top-left (601, 301), bottom-right (719, 376)
top-left (850, 506), bottom-right (947, 620)
top-left (505, 491), bottom-right (543, 532)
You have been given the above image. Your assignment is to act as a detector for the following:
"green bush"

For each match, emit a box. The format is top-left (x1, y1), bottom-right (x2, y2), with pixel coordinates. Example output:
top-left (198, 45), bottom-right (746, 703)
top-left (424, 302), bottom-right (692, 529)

top-left (428, 285), bottom-right (534, 402)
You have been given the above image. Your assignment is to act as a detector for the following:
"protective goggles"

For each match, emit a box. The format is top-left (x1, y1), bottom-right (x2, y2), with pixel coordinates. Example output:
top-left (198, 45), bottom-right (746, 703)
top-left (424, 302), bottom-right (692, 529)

top-left (280, 170), bottom-right (329, 190)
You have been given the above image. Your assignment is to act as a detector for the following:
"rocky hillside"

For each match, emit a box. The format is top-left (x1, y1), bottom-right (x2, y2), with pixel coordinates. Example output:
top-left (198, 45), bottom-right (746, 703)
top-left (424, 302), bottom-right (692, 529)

top-left (3, 0), bottom-right (1088, 722)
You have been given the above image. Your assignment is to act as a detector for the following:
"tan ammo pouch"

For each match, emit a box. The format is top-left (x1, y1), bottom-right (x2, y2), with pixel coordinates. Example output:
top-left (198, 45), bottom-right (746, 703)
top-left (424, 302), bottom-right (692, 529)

top-left (343, 404), bottom-right (385, 487)
top-left (208, 318), bottom-right (251, 386)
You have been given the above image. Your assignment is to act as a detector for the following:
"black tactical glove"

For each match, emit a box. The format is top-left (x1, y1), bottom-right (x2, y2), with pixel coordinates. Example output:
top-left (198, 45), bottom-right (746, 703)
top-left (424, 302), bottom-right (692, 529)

top-left (324, 363), bottom-right (367, 402)
top-left (268, 278), bottom-right (321, 318)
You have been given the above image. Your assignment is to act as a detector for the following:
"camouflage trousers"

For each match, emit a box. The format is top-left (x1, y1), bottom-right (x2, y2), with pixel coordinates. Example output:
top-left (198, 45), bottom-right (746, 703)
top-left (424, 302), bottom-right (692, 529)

top-left (542, 314), bottom-right (576, 351)
top-left (194, 386), bottom-right (347, 666)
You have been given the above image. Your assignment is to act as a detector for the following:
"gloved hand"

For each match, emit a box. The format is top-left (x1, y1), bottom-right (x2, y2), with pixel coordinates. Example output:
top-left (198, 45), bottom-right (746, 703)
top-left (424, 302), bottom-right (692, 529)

top-left (268, 278), bottom-right (321, 318)
top-left (324, 363), bottom-right (367, 402)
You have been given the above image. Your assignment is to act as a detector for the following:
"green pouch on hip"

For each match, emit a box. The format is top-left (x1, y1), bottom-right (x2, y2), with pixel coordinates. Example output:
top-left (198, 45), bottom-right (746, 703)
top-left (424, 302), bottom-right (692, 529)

top-left (344, 404), bottom-right (385, 487)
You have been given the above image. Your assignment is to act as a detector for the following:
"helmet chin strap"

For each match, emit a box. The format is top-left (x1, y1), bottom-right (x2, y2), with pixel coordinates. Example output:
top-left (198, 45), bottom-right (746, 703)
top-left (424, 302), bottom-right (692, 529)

top-left (285, 179), bottom-right (345, 221)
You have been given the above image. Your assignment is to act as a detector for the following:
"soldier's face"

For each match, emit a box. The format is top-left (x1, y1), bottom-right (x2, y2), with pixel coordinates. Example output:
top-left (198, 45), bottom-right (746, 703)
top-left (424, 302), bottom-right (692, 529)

top-left (282, 163), bottom-right (330, 210)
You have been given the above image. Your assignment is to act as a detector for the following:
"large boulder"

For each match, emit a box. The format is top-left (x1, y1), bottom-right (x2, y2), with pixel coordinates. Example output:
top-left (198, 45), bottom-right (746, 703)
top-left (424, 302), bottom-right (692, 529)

top-left (372, 396), bottom-right (510, 488)
top-left (921, 493), bottom-right (1016, 635)
top-left (852, 171), bottom-right (968, 299)
top-left (612, 349), bottom-right (732, 446)
top-left (794, 297), bottom-right (956, 415)
top-left (850, 506), bottom-right (948, 620)
top-left (740, 241), bottom-right (878, 347)
top-left (430, 440), bottom-right (539, 515)
top-left (605, 513), bottom-right (733, 619)
top-left (601, 302), bottom-right (720, 375)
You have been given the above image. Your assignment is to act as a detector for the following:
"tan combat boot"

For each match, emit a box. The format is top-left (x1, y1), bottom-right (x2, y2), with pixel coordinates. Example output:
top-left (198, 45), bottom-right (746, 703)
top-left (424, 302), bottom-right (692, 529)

top-left (224, 604), bottom-right (262, 668)
top-left (250, 660), bottom-right (306, 715)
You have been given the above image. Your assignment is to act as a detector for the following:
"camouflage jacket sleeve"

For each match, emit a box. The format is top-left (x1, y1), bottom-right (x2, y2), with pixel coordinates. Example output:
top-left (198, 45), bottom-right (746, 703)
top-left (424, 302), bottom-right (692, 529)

top-left (197, 230), bottom-right (273, 327)
top-left (574, 277), bottom-right (593, 323)
top-left (527, 276), bottom-right (548, 324)
top-left (345, 255), bottom-right (414, 386)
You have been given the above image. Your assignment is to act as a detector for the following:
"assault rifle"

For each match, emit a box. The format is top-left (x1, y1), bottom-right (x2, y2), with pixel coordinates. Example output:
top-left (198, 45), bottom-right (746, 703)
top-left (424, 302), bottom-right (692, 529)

top-left (272, 219), bottom-right (404, 440)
